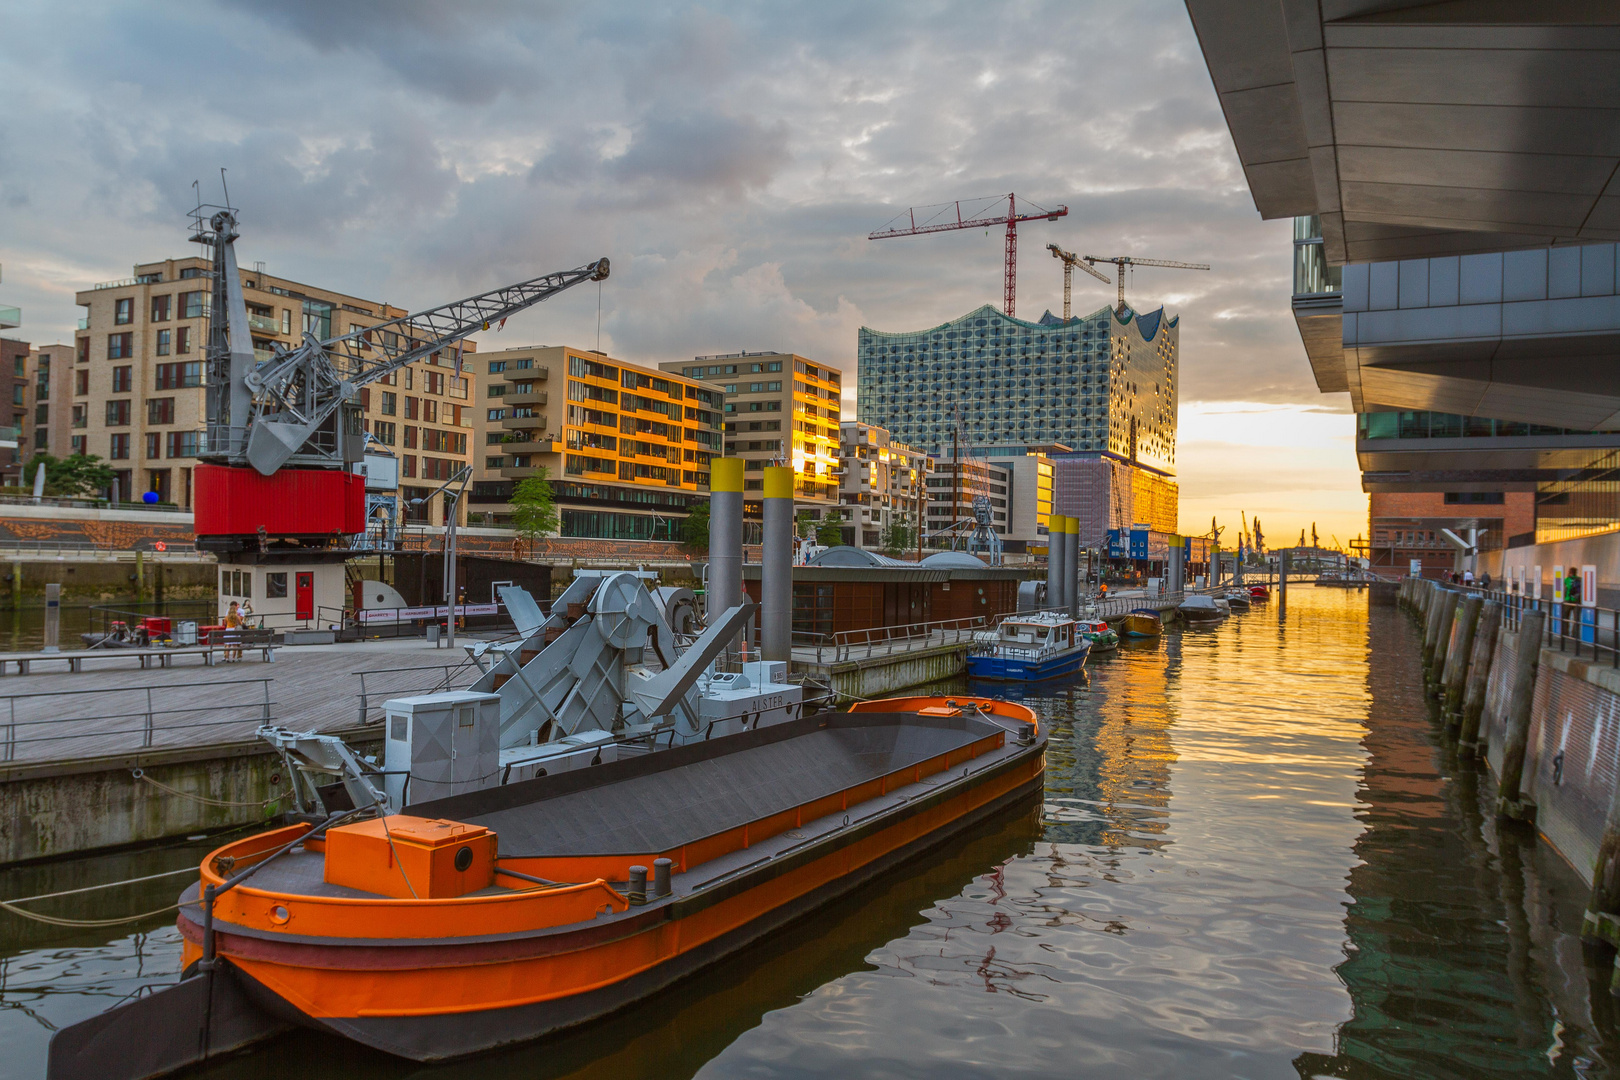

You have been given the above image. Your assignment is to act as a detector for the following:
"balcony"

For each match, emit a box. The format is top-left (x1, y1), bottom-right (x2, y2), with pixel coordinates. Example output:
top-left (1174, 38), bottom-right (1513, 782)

top-left (500, 409), bottom-right (548, 431)
top-left (0, 307), bottom-right (19, 331)
top-left (248, 313), bottom-right (281, 334)
top-left (77, 317), bottom-right (89, 331)
top-left (503, 389), bottom-right (547, 408)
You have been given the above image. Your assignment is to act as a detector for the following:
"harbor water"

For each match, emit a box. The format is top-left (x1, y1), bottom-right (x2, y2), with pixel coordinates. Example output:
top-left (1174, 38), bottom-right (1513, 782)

top-left (1, 587), bottom-right (1613, 1078)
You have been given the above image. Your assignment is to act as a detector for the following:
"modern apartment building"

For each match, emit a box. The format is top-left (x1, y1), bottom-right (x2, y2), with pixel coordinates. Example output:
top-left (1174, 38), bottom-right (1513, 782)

top-left (74, 257), bottom-right (474, 522)
top-left (835, 421), bottom-right (931, 551)
top-left (475, 345), bottom-right (723, 539)
top-left (660, 352), bottom-right (841, 515)
top-left (980, 448), bottom-right (1055, 553)
top-left (24, 344), bottom-right (74, 462)
top-left (926, 457), bottom-right (1010, 544)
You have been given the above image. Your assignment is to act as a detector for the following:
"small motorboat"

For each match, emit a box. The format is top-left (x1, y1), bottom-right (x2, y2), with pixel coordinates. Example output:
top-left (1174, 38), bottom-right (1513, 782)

top-left (968, 612), bottom-right (1091, 681)
top-left (1248, 585), bottom-right (1270, 601)
top-left (47, 697), bottom-right (1046, 1079)
top-left (1076, 618), bottom-right (1119, 653)
top-left (1223, 590), bottom-right (1252, 612)
top-left (1179, 594), bottom-right (1226, 626)
top-left (1121, 609), bottom-right (1163, 638)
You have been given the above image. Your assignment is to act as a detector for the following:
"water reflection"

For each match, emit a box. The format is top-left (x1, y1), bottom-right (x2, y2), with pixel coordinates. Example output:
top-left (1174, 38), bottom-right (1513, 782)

top-left (2, 590), bottom-right (1614, 1079)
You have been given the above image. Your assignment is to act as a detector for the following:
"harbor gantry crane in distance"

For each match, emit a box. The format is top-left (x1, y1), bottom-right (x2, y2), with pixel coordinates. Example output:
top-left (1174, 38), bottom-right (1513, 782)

top-left (1046, 244), bottom-right (1111, 321)
top-left (1082, 254), bottom-right (1211, 316)
top-left (189, 198), bottom-right (607, 551)
top-left (868, 193), bottom-right (1068, 317)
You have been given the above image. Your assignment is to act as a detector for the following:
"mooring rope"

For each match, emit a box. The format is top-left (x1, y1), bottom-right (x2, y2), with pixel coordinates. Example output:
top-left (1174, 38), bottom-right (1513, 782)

top-left (0, 865), bottom-right (199, 927)
top-left (131, 768), bottom-right (287, 808)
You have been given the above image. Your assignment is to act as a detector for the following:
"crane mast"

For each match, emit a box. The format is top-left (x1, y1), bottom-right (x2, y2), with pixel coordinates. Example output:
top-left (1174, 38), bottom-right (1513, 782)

top-left (1046, 244), bottom-right (1111, 321)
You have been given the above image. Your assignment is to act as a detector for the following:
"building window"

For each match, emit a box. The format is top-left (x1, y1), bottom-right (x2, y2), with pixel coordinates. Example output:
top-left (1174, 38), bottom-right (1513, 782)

top-left (33, 427), bottom-right (47, 450)
top-left (152, 329), bottom-right (170, 356)
top-left (373, 420), bottom-right (396, 445)
top-left (487, 383), bottom-right (506, 397)
top-left (113, 298), bottom-right (133, 325)
top-left (107, 333), bottom-right (133, 359)
top-left (166, 430), bottom-right (202, 458)
top-left (110, 433), bottom-right (130, 459)
top-left (380, 391), bottom-right (396, 415)
top-left (281, 310), bottom-right (292, 334)
top-left (404, 426), bottom-right (417, 449)
top-left (486, 456), bottom-right (506, 469)
top-left (402, 455), bottom-right (416, 478)
top-left (265, 572), bottom-right (288, 598)
top-left (145, 432), bottom-right (161, 459)
top-left (487, 408), bottom-right (506, 421)
top-left (155, 361), bottom-right (202, 389)
top-left (176, 326), bottom-right (192, 354)
top-left (302, 300), bottom-right (332, 339)
top-left (423, 399), bottom-right (438, 424)
top-left (1292, 216), bottom-right (1343, 297)
top-left (71, 435), bottom-right (86, 455)
top-left (76, 338), bottom-right (89, 364)
top-left (147, 397), bottom-right (174, 425)
top-left (179, 291), bottom-right (206, 319)
top-left (106, 399), bottom-right (130, 425)
top-left (34, 404), bottom-right (48, 423)
top-left (405, 396), bottom-right (418, 420)
top-left (150, 295), bottom-right (171, 322)
top-left (488, 360), bottom-right (506, 373)
top-left (112, 366), bottom-right (132, 393)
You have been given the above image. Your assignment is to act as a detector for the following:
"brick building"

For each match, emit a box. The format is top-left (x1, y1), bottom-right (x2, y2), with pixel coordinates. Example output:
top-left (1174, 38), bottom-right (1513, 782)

top-left (1368, 489), bottom-right (1536, 573)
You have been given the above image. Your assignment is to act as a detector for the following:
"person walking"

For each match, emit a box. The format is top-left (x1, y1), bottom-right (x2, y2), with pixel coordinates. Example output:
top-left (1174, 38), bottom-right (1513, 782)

top-left (1564, 568), bottom-right (1583, 639)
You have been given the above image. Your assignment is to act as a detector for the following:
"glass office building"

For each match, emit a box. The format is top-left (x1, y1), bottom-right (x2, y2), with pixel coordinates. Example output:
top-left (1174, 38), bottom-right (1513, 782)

top-left (856, 303), bottom-right (1179, 477)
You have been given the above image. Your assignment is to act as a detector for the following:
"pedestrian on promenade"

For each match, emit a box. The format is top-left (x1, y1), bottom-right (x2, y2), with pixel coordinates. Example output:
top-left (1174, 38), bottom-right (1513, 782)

top-left (1564, 569), bottom-right (1582, 638)
top-left (223, 601), bottom-right (243, 662)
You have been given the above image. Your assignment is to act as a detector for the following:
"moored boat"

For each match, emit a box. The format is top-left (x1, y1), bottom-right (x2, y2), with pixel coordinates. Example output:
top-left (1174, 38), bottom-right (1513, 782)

top-left (48, 698), bottom-right (1046, 1080)
top-left (1248, 585), bottom-right (1270, 601)
top-left (1179, 594), bottom-right (1226, 625)
top-left (967, 612), bottom-right (1091, 681)
top-left (1121, 609), bottom-right (1163, 638)
top-left (1223, 590), bottom-right (1252, 611)
top-left (1076, 618), bottom-right (1119, 653)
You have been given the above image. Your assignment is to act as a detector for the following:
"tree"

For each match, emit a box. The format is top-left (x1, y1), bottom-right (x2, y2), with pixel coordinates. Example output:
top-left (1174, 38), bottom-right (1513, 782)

top-left (796, 509), bottom-right (816, 540)
top-left (816, 510), bottom-right (846, 547)
top-left (880, 520), bottom-right (912, 557)
top-left (681, 503), bottom-right (710, 552)
top-left (510, 470), bottom-right (558, 544)
top-left (22, 453), bottom-right (115, 498)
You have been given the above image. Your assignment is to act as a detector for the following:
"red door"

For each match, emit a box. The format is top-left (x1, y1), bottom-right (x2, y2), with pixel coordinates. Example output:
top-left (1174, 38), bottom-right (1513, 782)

top-left (296, 572), bottom-right (314, 621)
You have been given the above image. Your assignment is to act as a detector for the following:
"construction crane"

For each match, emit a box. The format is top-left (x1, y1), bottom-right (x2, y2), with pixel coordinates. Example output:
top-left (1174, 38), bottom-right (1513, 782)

top-left (189, 199), bottom-right (607, 550)
top-left (1047, 245), bottom-right (1111, 321)
top-left (1082, 254), bottom-right (1211, 315)
top-left (869, 193), bottom-right (1068, 317)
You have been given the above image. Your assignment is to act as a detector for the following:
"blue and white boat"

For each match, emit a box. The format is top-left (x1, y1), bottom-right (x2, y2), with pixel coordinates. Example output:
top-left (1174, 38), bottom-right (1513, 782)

top-left (967, 612), bottom-right (1092, 681)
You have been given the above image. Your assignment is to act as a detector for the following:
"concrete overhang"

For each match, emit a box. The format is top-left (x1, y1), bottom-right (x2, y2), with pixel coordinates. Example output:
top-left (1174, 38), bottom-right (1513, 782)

top-left (1185, 1), bottom-right (1620, 264)
top-left (1293, 293), bottom-right (1346, 393)
top-left (1358, 432), bottom-right (1620, 474)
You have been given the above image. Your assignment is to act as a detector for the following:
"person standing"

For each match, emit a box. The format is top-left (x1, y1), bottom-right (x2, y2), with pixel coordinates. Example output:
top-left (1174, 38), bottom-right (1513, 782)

top-left (223, 601), bottom-right (243, 663)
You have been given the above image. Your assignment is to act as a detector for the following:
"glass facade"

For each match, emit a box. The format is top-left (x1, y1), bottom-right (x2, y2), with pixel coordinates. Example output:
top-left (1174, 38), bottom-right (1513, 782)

top-left (856, 303), bottom-right (1178, 475)
top-left (1292, 215), bottom-right (1342, 296)
top-left (1358, 410), bottom-right (1582, 440)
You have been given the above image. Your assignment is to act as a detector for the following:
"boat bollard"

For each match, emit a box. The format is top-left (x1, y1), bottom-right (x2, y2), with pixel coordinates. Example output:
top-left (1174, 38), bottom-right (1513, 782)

top-left (1017, 723), bottom-right (1035, 746)
top-left (627, 865), bottom-right (648, 905)
top-left (653, 857), bottom-right (672, 899)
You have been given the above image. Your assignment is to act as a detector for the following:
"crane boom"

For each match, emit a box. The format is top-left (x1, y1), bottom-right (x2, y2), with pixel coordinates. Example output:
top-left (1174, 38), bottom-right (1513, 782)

top-left (869, 193), bottom-right (1068, 317)
top-left (1082, 253), bottom-right (1211, 315)
top-left (193, 205), bottom-right (607, 476)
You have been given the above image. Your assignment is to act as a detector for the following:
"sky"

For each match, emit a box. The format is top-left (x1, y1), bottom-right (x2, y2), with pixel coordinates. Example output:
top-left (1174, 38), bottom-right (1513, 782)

top-left (0, 0), bottom-right (1367, 546)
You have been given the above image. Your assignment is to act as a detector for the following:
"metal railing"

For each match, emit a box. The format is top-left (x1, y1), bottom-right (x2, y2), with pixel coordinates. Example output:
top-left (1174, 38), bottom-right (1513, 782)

top-left (0, 492), bottom-right (189, 513)
top-left (1457, 584), bottom-right (1620, 667)
top-left (1, 678), bottom-right (274, 762)
top-left (785, 616), bottom-right (988, 665)
top-left (0, 539), bottom-right (201, 557)
top-left (354, 661), bottom-right (482, 724)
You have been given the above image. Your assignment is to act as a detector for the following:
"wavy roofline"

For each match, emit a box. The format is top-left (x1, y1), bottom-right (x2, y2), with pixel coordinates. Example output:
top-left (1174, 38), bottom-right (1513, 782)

top-left (859, 302), bottom-right (1178, 345)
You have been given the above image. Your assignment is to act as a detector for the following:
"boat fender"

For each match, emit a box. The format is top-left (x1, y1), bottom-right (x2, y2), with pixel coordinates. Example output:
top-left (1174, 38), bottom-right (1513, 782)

top-left (627, 865), bottom-right (648, 906)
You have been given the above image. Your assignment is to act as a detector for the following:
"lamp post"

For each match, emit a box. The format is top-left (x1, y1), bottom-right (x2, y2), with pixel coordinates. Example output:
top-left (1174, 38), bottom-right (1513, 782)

top-left (409, 465), bottom-right (473, 648)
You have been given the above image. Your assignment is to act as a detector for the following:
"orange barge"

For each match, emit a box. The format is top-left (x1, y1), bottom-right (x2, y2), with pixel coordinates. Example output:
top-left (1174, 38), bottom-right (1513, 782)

top-left (49, 697), bottom-right (1044, 1079)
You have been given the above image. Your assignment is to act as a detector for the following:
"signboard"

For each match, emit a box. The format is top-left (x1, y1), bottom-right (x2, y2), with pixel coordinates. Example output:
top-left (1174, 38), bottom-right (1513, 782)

top-left (1584, 564), bottom-right (1598, 607)
top-left (1409, 559), bottom-right (1422, 577)
top-left (357, 603), bottom-right (499, 624)
top-left (1128, 529), bottom-right (1149, 560)
top-left (1532, 565), bottom-right (1541, 600)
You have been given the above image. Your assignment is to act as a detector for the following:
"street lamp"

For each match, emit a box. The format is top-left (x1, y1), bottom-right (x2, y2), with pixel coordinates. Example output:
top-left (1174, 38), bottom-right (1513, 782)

top-left (408, 464), bottom-right (474, 648)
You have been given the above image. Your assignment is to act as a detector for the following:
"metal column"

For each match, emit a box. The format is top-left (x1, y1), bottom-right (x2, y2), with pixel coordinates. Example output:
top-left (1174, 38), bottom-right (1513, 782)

top-left (708, 457), bottom-right (744, 630)
top-left (1168, 537), bottom-right (1184, 596)
top-left (1064, 515), bottom-right (1081, 617)
top-left (1047, 515), bottom-right (1066, 610)
top-left (761, 466), bottom-right (794, 663)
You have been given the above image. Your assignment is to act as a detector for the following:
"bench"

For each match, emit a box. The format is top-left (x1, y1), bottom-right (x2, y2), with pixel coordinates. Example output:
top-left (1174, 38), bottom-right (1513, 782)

top-left (0, 645), bottom-right (218, 675)
top-left (203, 628), bottom-right (278, 665)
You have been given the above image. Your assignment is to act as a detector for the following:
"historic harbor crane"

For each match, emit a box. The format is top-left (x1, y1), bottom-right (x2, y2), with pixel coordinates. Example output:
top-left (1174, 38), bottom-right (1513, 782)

top-left (1046, 244), bottom-right (1111, 321)
top-left (1082, 253), bottom-right (1211, 315)
top-left (869, 193), bottom-right (1068, 317)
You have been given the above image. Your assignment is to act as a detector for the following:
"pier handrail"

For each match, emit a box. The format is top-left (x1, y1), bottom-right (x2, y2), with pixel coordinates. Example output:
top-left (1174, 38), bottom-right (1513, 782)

top-left (1452, 582), bottom-right (1620, 669)
top-left (781, 616), bottom-right (991, 664)
top-left (0, 678), bottom-right (274, 763)
top-left (353, 661), bottom-right (483, 724)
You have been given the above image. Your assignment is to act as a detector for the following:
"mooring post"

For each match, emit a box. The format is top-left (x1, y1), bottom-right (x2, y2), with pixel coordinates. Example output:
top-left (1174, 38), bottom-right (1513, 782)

top-left (1429, 589), bottom-right (1461, 690)
top-left (1583, 774), bottom-right (1620, 953)
top-left (1458, 600), bottom-right (1502, 754)
top-left (1278, 553), bottom-right (1288, 619)
top-left (1421, 585), bottom-right (1445, 661)
top-left (1497, 608), bottom-right (1544, 822)
top-left (1442, 595), bottom-right (1483, 724)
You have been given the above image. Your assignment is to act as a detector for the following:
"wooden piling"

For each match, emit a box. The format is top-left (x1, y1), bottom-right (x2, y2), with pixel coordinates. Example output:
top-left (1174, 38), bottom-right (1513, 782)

top-left (1497, 608), bottom-right (1544, 822)
top-left (1583, 775), bottom-right (1620, 951)
top-left (1427, 589), bottom-right (1460, 679)
top-left (1442, 595), bottom-right (1483, 726)
top-left (1458, 600), bottom-right (1502, 755)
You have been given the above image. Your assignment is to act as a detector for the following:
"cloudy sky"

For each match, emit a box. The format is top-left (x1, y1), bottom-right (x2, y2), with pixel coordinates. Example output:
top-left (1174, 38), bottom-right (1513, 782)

top-left (0, 0), bottom-right (1366, 545)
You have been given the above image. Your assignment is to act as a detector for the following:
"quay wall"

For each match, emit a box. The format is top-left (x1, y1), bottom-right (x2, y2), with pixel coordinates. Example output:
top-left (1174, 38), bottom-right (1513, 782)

top-left (0, 732), bottom-right (379, 866)
top-left (0, 556), bottom-right (216, 607)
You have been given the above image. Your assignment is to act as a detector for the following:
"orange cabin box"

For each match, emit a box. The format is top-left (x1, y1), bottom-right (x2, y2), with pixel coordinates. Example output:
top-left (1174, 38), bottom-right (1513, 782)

top-left (323, 816), bottom-right (497, 899)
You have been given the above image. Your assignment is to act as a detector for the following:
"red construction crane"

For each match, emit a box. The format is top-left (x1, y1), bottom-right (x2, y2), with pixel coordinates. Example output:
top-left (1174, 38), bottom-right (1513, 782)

top-left (869, 193), bottom-right (1068, 317)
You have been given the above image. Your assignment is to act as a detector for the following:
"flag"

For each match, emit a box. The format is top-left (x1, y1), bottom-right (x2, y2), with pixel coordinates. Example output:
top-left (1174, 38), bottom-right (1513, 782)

top-left (498, 317), bottom-right (507, 331)
top-left (481, 320), bottom-right (490, 331)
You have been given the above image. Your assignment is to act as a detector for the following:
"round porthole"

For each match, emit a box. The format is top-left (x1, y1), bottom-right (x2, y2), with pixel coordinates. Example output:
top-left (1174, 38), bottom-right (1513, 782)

top-left (270, 905), bottom-right (290, 925)
top-left (454, 846), bottom-right (474, 872)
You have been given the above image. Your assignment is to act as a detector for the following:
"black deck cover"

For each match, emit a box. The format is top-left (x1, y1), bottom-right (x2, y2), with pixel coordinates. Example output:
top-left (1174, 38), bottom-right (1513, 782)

top-left (418, 711), bottom-right (998, 856)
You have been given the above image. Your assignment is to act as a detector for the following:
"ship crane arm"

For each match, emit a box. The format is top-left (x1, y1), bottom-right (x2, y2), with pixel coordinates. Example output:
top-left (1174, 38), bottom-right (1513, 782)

top-left (233, 256), bottom-right (609, 476)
